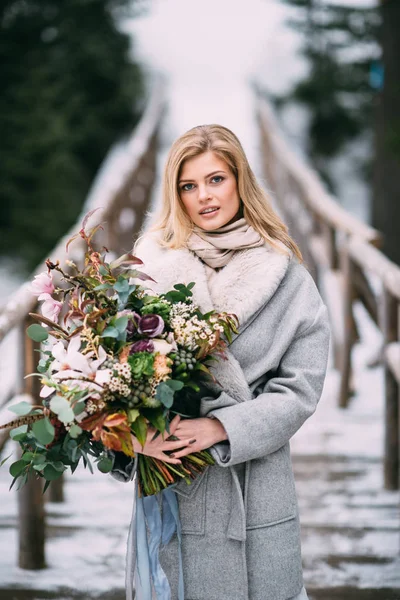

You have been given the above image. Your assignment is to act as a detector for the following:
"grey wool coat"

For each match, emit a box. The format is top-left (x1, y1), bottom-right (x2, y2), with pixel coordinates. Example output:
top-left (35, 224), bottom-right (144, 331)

top-left (113, 232), bottom-right (331, 600)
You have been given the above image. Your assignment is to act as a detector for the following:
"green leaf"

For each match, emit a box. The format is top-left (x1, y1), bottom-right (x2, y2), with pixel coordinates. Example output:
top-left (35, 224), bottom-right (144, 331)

top-left (114, 316), bottom-right (129, 333)
top-left (73, 401), bottom-right (86, 416)
top-left (16, 472), bottom-right (29, 491)
top-left (127, 408), bottom-right (140, 423)
top-left (155, 381), bottom-right (174, 409)
top-left (131, 415), bottom-right (148, 447)
top-left (165, 379), bottom-right (184, 391)
top-left (0, 454), bottom-right (12, 467)
top-left (93, 282), bottom-right (112, 291)
top-left (69, 424), bottom-right (82, 439)
top-left (27, 324), bottom-right (49, 342)
top-left (49, 396), bottom-right (74, 424)
top-left (43, 464), bottom-right (64, 481)
top-left (9, 424), bottom-right (28, 441)
top-left (33, 463), bottom-right (47, 472)
top-left (141, 407), bottom-right (166, 433)
top-left (32, 418), bottom-right (55, 445)
top-left (101, 326), bottom-right (119, 338)
top-left (33, 454), bottom-right (47, 465)
top-left (9, 460), bottom-right (27, 478)
top-left (97, 456), bottom-right (113, 473)
top-left (52, 461), bottom-right (66, 472)
top-left (21, 452), bottom-right (34, 462)
top-left (43, 479), bottom-right (52, 494)
top-left (114, 278), bottom-right (129, 293)
top-left (8, 401), bottom-right (33, 416)
top-left (98, 265), bottom-right (109, 276)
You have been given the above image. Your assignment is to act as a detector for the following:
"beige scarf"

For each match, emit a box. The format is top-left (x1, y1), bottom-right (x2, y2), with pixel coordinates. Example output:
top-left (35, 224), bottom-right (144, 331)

top-left (186, 217), bottom-right (265, 269)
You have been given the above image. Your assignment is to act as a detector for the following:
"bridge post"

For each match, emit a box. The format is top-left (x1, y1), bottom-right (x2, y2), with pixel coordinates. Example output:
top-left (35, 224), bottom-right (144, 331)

top-left (18, 314), bottom-right (46, 569)
top-left (381, 288), bottom-right (399, 490)
top-left (338, 244), bottom-right (356, 408)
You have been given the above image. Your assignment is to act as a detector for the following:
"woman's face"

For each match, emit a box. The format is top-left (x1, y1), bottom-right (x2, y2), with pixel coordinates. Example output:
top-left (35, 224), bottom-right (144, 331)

top-left (178, 151), bottom-right (241, 230)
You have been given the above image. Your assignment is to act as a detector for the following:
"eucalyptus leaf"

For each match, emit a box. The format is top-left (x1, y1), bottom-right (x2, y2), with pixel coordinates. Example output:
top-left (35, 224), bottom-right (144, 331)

top-left (97, 456), bottom-right (113, 473)
top-left (9, 460), bottom-right (27, 478)
top-left (114, 316), bottom-right (128, 333)
top-left (155, 381), bottom-right (174, 408)
top-left (49, 396), bottom-right (74, 424)
top-left (9, 425), bottom-right (28, 441)
top-left (165, 380), bottom-right (184, 391)
top-left (43, 464), bottom-right (64, 481)
top-left (69, 424), bottom-right (82, 439)
top-left (101, 326), bottom-right (119, 338)
top-left (32, 418), bottom-right (55, 445)
top-left (114, 278), bottom-right (129, 293)
top-left (8, 401), bottom-right (33, 416)
top-left (27, 324), bottom-right (49, 342)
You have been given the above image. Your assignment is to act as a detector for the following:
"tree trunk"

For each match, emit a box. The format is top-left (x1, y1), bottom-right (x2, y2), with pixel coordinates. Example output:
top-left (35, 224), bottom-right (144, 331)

top-left (372, 0), bottom-right (400, 266)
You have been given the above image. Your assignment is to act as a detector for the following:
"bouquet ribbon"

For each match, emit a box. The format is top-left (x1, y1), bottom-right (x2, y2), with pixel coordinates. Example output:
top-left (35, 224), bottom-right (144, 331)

top-left (126, 478), bottom-right (184, 600)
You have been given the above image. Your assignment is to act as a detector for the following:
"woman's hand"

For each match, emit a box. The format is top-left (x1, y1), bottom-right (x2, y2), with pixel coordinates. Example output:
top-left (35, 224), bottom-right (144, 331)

top-left (131, 415), bottom-right (193, 465)
top-left (168, 417), bottom-right (228, 460)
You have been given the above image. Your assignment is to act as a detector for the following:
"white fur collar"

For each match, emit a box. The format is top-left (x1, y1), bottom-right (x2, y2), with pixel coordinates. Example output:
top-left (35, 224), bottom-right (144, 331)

top-left (135, 232), bottom-right (291, 332)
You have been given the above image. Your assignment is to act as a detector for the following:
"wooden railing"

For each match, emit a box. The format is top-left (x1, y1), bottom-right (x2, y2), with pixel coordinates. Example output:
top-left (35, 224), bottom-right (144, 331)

top-left (256, 91), bottom-right (400, 491)
top-left (0, 78), bottom-right (166, 568)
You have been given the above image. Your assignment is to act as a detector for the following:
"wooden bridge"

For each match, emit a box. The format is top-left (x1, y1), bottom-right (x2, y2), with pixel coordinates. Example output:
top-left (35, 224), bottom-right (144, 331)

top-left (0, 80), bottom-right (399, 599)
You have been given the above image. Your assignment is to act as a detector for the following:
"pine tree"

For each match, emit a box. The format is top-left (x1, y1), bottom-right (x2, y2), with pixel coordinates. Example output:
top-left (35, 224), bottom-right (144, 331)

top-left (277, 0), bottom-right (380, 188)
top-left (0, 0), bottom-right (144, 272)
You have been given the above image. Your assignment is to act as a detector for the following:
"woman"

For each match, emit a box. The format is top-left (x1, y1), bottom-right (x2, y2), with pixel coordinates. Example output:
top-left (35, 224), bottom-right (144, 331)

top-left (113, 124), bottom-right (330, 600)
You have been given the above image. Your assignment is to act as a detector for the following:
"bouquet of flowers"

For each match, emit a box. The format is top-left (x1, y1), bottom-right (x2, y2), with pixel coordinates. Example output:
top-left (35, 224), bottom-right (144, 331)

top-left (0, 213), bottom-right (238, 497)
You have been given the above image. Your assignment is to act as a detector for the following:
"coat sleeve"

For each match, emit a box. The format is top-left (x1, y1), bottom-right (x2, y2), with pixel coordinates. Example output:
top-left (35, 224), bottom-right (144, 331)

top-left (207, 301), bottom-right (331, 467)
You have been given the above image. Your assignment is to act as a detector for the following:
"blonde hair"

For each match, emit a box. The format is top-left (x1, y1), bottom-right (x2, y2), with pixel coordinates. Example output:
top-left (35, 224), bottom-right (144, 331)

top-left (146, 124), bottom-right (302, 262)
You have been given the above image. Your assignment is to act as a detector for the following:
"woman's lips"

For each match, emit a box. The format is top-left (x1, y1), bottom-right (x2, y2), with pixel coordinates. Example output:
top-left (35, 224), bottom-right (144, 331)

top-left (200, 207), bottom-right (220, 218)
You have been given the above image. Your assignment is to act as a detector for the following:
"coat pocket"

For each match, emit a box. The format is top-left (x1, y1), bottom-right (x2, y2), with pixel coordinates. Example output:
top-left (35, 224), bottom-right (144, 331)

top-left (245, 443), bottom-right (298, 530)
top-left (174, 467), bottom-right (209, 535)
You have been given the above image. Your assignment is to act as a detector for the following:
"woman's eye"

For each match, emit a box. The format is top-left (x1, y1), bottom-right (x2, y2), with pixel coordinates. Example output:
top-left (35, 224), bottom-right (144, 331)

top-left (181, 183), bottom-right (194, 191)
top-left (211, 176), bottom-right (223, 183)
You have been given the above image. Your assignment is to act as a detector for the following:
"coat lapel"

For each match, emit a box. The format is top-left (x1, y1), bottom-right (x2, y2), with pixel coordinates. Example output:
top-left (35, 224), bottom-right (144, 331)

top-left (134, 233), bottom-right (291, 403)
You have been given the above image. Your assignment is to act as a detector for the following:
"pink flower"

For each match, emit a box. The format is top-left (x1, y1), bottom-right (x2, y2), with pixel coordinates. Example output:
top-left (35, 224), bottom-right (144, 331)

top-left (40, 294), bottom-right (63, 322)
top-left (31, 272), bottom-right (55, 296)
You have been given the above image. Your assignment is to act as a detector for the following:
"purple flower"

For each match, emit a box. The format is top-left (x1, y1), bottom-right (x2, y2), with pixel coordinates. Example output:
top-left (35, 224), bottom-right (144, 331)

top-left (138, 314), bottom-right (164, 338)
top-left (123, 312), bottom-right (140, 340)
top-left (129, 339), bottom-right (155, 354)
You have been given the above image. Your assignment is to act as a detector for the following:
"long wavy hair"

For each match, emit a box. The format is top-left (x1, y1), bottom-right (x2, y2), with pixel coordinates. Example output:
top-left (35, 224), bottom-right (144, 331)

top-left (144, 124), bottom-right (302, 261)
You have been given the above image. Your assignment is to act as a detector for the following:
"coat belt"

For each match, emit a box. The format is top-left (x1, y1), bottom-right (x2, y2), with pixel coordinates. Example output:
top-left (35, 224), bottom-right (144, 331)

top-left (227, 464), bottom-right (248, 542)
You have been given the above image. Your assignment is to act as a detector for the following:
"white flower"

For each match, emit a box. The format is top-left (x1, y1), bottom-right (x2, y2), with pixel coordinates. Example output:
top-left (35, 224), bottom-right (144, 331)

top-left (95, 368), bottom-right (112, 386)
top-left (51, 336), bottom-right (107, 386)
top-left (152, 338), bottom-right (177, 355)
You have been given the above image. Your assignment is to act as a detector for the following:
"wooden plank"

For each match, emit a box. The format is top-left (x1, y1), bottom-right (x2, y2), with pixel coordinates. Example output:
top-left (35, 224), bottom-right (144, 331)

top-left (380, 288), bottom-right (399, 490)
top-left (320, 269), bottom-right (345, 372)
top-left (338, 250), bottom-right (356, 408)
top-left (308, 234), bottom-right (330, 270)
top-left (348, 237), bottom-right (400, 301)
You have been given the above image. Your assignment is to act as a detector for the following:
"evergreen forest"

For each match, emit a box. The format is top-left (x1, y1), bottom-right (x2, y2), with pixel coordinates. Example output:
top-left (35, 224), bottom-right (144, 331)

top-left (0, 0), bottom-right (144, 273)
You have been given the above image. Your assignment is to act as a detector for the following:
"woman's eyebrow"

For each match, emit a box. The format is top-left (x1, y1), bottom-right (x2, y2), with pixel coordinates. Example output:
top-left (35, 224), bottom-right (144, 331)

top-left (179, 170), bottom-right (226, 183)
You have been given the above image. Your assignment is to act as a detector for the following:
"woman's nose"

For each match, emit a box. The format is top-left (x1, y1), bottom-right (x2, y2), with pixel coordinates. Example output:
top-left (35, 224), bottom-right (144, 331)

top-left (198, 184), bottom-right (210, 201)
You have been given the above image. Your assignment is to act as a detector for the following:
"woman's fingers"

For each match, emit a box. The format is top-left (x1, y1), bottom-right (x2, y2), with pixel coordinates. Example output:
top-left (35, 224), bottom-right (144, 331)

top-left (160, 439), bottom-right (192, 451)
top-left (169, 414), bottom-right (181, 434)
top-left (159, 453), bottom-right (182, 465)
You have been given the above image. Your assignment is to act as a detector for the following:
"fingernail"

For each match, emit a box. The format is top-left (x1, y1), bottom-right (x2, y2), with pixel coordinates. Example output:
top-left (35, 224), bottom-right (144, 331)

top-left (189, 439), bottom-right (196, 444)
top-left (170, 453), bottom-right (175, 458)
